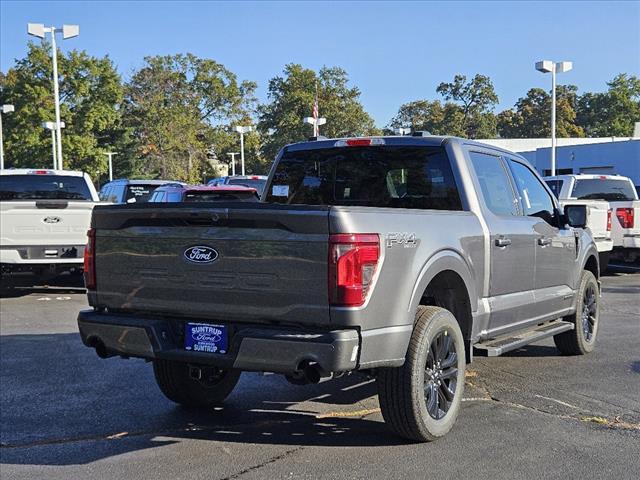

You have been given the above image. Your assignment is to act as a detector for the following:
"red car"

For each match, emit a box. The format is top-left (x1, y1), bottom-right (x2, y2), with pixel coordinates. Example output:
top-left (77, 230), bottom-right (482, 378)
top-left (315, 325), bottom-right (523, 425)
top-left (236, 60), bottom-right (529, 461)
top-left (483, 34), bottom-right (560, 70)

top-left (148, 184), bottom-right (259, 203)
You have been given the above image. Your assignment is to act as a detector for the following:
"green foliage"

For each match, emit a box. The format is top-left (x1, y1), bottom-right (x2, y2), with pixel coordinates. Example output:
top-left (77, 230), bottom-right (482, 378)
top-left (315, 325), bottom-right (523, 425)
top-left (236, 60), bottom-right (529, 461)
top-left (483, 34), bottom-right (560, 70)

top-left (576, 74), bottom-right (640, 137)
top-left (497, 85), bottom-right (585, 138)
top-left (0, 42), bottom-right (124, 179)
top-left (258, 64), bottom-right (378, 160)
top-left (122, 54), bottom-right (258, 182)
top-left (387, 100), bottom-right (466, 136)
top-left (436, 74), bottom-right (499, 138)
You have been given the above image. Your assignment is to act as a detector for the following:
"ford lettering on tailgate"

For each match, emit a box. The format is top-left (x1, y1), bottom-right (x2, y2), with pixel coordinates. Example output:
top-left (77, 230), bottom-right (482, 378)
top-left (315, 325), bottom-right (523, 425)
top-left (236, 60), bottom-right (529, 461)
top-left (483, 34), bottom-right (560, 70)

top-left (183, 245), bottom-right (219, 264)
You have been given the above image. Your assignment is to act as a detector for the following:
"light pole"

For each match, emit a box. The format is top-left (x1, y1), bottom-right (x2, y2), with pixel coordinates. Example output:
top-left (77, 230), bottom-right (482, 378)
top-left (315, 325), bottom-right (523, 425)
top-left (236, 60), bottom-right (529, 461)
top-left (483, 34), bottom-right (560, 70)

top-left (535, 60), bottom-right (573, 177)
top-left (227, 152), bottom-right (239, 176)
top-left (42, 121), bottom-right (65, 169)
top-left (103, 152), bottom-right (117, 181)
top-left (303, 116), bottom-right (326, 137)
top-left (233, 126), bottom-right (253, 176)
top-left (28, 23), bottom-right (79, 170)
top-left (0, 104), bottom-right (15, 170)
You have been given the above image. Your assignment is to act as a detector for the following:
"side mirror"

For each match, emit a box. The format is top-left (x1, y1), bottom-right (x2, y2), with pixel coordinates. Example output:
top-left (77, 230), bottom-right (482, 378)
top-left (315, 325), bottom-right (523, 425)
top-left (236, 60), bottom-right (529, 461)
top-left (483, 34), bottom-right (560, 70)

top-left (564, 204), bottom-right (587, 228)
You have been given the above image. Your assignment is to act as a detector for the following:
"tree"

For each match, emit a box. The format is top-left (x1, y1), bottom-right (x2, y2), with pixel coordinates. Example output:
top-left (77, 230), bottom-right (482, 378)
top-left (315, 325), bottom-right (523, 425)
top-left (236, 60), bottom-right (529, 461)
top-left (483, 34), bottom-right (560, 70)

top-left (497, 85), bottom-right (584, 138)
top-left (0, 42), bottom-right (124, 177)
top-left (387, 99), bottom-right (465, 136)
top-left (436, 74), bottom-right (499, 137)
top-left (123, 54), bottom-right (258, 182)
top-left (577, 74), bottom-right (640, 137)
top-left (258, 64), bottom-right (378, 160)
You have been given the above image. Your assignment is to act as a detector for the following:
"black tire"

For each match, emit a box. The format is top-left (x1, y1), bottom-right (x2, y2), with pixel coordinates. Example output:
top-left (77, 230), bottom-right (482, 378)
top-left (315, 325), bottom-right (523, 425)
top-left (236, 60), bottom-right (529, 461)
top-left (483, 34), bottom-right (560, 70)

top-left (554, 270), bottom-right (600, 355)
top-left (598, 252), bottom-right (610, 273)
top-left (377, 306), bottom-right (466, 442)
top-left (153, 360), bottom-right (241, 408)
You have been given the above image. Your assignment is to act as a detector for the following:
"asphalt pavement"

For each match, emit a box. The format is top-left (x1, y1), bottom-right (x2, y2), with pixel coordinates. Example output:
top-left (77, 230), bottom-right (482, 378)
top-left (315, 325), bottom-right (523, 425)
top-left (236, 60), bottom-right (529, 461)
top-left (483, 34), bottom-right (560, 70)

top-left (1, 266), bottom-right (639, 479)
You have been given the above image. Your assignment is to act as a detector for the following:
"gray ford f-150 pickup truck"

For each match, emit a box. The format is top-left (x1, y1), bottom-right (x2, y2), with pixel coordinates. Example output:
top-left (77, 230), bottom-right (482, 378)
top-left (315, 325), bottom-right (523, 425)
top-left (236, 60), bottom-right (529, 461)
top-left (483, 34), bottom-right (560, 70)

top-left (78, 135), bottom-right (600, 442)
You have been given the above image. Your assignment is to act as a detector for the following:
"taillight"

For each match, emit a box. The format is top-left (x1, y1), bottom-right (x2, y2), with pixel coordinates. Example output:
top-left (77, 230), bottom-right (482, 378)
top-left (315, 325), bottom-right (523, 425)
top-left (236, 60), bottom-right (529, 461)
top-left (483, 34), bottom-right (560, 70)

top-left (83, 228), bottom-right (96, 290)
top-left (607, 209), bottom-right (612, 231)
top-left (329, 234), bottom-right (380, 307)
top-left (616, 208), bottom-right (634, 229)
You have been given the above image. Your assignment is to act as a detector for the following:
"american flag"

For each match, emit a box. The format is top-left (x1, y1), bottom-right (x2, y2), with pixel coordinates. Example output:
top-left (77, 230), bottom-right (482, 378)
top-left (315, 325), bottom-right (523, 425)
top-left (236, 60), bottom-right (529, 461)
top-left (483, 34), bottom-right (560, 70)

top-left (312, 81), bottom-right (319, 135)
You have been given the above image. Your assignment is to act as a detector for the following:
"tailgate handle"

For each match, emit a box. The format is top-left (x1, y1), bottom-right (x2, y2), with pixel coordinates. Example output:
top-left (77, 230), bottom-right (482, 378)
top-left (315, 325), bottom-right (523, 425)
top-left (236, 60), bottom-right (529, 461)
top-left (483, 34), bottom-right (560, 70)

top-left (36, 200), bottom-right (69, 209)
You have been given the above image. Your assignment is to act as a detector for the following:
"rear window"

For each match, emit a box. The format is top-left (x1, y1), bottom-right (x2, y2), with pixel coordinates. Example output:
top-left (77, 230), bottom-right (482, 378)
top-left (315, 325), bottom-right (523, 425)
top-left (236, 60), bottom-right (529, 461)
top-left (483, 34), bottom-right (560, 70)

top-left (227, 178), bottom-right (266, 194)
top-left (265, 146), bottom-right (462, 210)
top-left (183, 191), bottom-right (258, 202)
top-left (125, 184), bottom-right (159, 203)
top-left (0, 174), bottom-right (92, 201)
top-left (571, 179), bottom-right (637, 201)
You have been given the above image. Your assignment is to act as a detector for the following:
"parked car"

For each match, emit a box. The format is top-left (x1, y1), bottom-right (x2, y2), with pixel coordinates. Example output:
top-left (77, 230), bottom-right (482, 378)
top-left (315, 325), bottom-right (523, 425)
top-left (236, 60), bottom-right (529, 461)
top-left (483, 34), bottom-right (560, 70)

top-left (78, 135), bottom-right (599, 442)
top-left (544, 175), bottom-right (613, 268)
top-left (0, 169), bottom-right (100, 288)
top-left (149, 184), bottom-right (259, 203)
top-left (207, 175), bottom-right (268, 195)
top-left (545, 174), bottom-right (639, 264)
top-left (98, 179), bottom-right (185, 204)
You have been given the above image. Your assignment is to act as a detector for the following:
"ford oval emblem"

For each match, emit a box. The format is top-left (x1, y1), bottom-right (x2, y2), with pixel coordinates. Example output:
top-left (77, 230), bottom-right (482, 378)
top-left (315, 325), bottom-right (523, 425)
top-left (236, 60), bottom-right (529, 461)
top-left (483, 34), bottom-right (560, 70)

top-left (183, 245), bottom-right (218, 264)
top-left (43, 216), bottom-right (62, 224)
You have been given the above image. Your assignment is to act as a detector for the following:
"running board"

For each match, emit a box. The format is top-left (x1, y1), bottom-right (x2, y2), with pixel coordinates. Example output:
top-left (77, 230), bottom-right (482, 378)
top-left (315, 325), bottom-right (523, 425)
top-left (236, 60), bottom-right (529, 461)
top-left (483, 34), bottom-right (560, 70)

top-left (473, 321), bottom-right (574, 357)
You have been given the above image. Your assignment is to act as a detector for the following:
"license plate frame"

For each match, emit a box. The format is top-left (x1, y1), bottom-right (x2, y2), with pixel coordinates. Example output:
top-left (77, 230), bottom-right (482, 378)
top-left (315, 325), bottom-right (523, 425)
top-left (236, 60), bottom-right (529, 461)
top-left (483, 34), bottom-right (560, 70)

top-left (184, 322), bottom-right (228, 354)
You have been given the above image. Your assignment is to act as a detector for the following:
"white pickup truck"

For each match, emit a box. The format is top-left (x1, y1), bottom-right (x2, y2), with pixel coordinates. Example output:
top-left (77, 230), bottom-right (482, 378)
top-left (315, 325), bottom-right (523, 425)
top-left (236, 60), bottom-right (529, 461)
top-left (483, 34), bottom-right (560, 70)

top-left (544, 174), bottom-right (613, 267)
top-left (0, 169), bottom-right (100, 289)
top-left (545, 174), bottom-right (640, 265)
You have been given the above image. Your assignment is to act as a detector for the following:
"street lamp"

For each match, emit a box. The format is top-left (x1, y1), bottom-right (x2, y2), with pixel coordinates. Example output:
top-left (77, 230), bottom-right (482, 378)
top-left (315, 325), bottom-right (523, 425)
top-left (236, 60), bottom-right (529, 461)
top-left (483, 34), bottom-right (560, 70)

top-left (233, 126), bottom-right (253, 176)
top-left (227, 152), bottom-right (239, 176)
top-left (42, 121), bottom-right (65, 169)
top-left (28, 23), bottom-right (79, 170)
top-left (394, 127), bottom-right (411, 136)
top-left (103, 152), bottom-right (117, 181)
top-left (303, 116), bottom-right (326, 137)
top-left (535, 60), bottom-right (573, 177)
top-left (0, 104), bottom-right (15, 170)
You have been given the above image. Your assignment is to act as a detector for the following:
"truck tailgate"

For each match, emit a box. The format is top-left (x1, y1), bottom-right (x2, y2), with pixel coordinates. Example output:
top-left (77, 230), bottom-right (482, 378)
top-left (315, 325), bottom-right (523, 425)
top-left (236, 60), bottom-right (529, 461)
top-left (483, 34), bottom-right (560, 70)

top-left (0, 201), bottom-right (96, 246)
top-left (92, 203), bottom-right (331, 326)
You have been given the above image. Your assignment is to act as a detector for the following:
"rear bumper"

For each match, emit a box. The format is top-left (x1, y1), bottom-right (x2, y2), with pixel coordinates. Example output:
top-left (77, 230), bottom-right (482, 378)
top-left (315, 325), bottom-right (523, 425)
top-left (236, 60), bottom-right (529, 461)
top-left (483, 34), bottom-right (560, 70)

top-left (593, 238), bottom-right (614, 252)
top-left (622, 234), bottom-right (640, 249)
top-left (1, 262), bottom-right (83, 282)
top-left (77, 310), bottom-right (360, 374)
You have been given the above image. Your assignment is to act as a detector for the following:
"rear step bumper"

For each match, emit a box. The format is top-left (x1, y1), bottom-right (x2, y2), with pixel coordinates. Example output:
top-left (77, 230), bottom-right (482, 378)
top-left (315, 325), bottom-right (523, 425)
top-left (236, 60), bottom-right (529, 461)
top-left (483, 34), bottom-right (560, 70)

top-left (77, 310), bottom-right (359, 374)
top-left (473, 320), bottom-right (574, 357)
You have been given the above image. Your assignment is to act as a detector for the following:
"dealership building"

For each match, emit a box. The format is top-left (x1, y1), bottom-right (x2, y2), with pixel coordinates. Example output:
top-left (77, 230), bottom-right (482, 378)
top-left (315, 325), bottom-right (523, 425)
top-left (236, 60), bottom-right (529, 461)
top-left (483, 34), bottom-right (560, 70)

top-left (480, 124), bottom-right (640, 190)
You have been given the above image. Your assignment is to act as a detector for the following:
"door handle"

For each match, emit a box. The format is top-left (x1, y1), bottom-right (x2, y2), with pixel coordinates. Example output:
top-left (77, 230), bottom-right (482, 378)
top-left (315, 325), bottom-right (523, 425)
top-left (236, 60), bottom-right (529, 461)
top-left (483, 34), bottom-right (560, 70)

top-left (538, 237), bottom-right (552, 247)
top-left (495, 237), bottom-right (512, 247)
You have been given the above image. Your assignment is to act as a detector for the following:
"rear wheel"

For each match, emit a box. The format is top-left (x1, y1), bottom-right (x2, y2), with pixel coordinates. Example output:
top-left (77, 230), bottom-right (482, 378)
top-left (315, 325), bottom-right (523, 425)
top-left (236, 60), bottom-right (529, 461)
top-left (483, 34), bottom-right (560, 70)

top-left (554, 270), bottom-right (600, 355)
top-left (377, 306), bottom-right (465, 442)
top-left (153, 360), bottom-right (240, 408)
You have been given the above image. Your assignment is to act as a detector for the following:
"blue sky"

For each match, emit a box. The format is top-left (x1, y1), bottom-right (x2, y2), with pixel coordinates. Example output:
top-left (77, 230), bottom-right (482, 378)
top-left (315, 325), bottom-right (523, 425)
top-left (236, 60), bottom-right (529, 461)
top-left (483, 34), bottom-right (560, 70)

top-left (1, 1), bottom-right (639, 127)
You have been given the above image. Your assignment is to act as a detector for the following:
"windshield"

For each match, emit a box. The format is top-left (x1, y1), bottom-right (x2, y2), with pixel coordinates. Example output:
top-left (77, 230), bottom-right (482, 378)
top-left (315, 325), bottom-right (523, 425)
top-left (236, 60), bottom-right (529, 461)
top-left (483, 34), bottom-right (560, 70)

top-left (571, 179), bottom-right (637, 201)
top-left (125, 184), bottom-right (159, 203)
top-left (183, 191), bottom-right (258, 202)
top-left (0, 175), bottom-right (93, 201)
top-left (265, 146), bottom-right (462, 210)
top-left (227, 178), bottom-right (267, 194)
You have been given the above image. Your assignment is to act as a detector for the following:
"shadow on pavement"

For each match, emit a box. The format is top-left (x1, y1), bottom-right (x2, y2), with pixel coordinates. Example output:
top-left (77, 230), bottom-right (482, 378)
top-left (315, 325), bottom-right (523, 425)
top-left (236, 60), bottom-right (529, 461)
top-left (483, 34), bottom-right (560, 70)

top-left (0, 332), bottom-right (404, 466)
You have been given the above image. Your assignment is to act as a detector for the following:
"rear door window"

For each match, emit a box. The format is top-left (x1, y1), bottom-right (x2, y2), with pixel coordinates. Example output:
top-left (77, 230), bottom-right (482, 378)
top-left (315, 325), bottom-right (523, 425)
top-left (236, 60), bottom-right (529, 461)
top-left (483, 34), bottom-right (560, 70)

top-left (265, 146), bottom-right (462, 210)
top-left (468, 152), bottom-right (518, 216)
top-left (0, 174), bottom-right (92, 201)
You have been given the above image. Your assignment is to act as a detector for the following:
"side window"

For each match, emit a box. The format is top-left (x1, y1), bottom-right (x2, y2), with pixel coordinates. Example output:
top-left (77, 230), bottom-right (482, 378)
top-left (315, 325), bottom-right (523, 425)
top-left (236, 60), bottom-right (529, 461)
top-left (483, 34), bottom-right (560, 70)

top-left (544, 179), bottom-right (564, 198)
top-left (99, 185), bottom-right (111, 201)
top-left (167, 192), bottom-right (182, 202)
top-left (508, 160), bottom-right (555, 220)
top-left (468, 151), bottom-right (518, 216)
